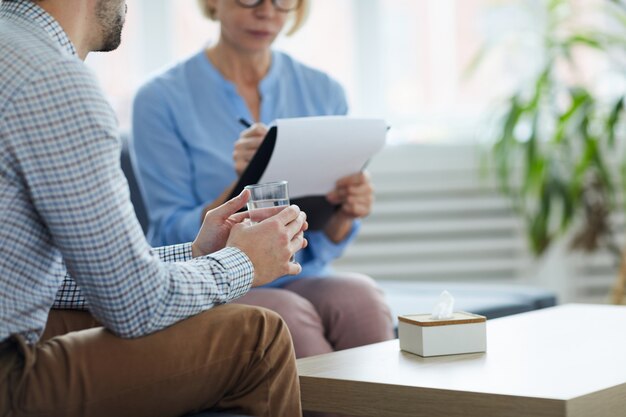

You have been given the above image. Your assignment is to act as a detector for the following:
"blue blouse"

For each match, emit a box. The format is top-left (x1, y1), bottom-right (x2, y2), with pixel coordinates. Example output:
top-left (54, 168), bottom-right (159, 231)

top-left (132, 49), bottom-right (359, 287)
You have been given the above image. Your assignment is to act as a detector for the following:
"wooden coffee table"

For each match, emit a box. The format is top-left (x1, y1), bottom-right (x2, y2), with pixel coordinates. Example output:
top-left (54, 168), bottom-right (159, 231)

top-left (297, 304), bottom-right (626, 417)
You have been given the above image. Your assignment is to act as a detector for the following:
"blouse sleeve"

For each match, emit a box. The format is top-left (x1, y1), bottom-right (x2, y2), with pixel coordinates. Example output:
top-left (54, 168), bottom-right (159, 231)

top-left (131, 82), bottom-right (205, 246)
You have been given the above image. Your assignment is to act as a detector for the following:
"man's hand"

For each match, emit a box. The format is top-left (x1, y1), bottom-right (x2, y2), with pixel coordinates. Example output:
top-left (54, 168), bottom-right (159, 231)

top-left (233, 123), bottom-right (268, 176)
top-left (191, 190), bottom-right (251, 258)
top-left (226, 205), bottom-right (308, 287)
top-left (324, 171), bottom-right (374, 243)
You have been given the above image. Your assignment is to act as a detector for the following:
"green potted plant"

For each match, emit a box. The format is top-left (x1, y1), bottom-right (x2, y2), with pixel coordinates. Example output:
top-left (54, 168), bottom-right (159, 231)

top-left (476, 0), bottom-right (626, 303)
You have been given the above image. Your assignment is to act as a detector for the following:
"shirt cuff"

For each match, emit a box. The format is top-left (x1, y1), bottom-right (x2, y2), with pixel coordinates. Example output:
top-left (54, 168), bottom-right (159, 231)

top-left (154, 242), bottom-right (194, 262)
top-left (207, 246), bottom-right (254, 301)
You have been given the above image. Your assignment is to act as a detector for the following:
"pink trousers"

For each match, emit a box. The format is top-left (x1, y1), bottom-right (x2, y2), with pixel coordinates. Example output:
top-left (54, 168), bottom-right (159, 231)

top-left (232, 272), bottom-right (395, 358)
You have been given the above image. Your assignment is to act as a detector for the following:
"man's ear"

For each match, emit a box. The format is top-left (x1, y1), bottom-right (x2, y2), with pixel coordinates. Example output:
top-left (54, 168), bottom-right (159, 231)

top-left (204, 0), bottom-right (219, 20)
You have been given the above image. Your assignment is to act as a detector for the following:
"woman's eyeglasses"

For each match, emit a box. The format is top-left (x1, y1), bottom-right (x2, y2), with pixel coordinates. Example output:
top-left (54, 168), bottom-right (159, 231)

top-left (235, 0), bottom-right (301, 13)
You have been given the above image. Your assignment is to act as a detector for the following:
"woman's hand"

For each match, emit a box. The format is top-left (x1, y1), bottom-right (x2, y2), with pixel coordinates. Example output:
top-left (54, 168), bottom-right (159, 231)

top-left (327, 171), bottom-right (374, 219)
top-left (233, 123), bottom-right (268, 176)
top-left (324, 172), bottom-right (374, 243)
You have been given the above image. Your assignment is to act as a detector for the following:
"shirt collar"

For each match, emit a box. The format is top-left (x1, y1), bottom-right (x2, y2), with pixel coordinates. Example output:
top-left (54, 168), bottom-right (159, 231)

top-left (0, 0), bottom-right (77, 57)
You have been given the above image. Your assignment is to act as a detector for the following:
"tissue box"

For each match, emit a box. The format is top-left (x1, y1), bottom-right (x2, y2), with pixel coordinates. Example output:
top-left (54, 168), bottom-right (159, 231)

top-left (398, 312), bottom-right (486, 357)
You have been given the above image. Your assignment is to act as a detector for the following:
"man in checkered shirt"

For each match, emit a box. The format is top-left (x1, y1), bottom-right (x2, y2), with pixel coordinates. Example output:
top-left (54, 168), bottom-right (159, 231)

top-left (0, 0), bottom-right (308, 416)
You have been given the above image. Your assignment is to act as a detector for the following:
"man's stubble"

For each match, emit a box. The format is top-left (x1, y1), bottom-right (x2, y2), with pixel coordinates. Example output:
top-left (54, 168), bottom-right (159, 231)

top-left (95, 0), bottom-right (126, 52)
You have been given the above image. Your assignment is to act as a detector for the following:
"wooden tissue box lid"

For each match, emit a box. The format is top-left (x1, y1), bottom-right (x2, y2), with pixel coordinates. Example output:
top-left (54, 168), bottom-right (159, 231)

top-left (398, 312), bottom-right (486, 327)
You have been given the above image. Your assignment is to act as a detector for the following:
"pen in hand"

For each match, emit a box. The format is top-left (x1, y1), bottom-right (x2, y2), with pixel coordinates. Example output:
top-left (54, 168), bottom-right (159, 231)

top-left (239, 118), bottom-right (252, 128)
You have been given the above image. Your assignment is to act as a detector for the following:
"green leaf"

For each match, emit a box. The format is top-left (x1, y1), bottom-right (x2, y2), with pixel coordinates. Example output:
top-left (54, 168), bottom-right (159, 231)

top-left (564, 34), bottom-right (604, 50)
top-left (463, 43), bottom-right (493, 81)
top-left (554, 177), bottom-right (574, 231)
top-left (572, 138), bottom-right (594, 198)
top-left (621, 161), bottom-right (626, 219)
top-left (590, 137), bottom-right (615, 197)
top-left (523, 114), bottom-right (546, 196)
top-left (483, 0), bottom-right (625, 259)
top-left (606, 97), bottom-right (624, 147)
top-left (493, 97), bottom-right (524, 196)
top-left (553, 88), bottom-right (591, 144)
top-left (548, 0), bottom-right (562, 10)
top-left (527, 67), bottom-right (551, 111)
top-left (528, 179), bottom-right (552, 255)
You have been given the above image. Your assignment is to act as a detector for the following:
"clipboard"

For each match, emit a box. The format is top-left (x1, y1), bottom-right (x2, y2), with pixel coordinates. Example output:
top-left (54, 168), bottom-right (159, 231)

top-left (228, 117), bottom-right (387, 230)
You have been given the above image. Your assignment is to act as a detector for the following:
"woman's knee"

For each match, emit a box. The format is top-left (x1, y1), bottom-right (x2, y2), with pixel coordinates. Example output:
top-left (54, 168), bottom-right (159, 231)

top-left (298, 273), bottom-right (389, 311)
top-left (287, 274), bottom-right (395, 344)
top-left (232, 289), bottom-right (332, 357)
top-left (335, 273), bottom-right (383, 297)
top-left (232, 289), bottom-right (321, 328)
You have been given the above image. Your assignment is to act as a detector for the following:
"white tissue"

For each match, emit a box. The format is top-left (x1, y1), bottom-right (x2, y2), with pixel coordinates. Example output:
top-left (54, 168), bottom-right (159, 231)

top-left (431, 290), bottom-right (455, 320)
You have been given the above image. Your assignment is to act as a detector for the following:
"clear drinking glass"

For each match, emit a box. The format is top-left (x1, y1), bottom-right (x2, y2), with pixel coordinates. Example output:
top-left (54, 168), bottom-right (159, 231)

top-left (245, 181), bottom-right (290, 223)
top-left (245, 181), bottom-right (295, 261)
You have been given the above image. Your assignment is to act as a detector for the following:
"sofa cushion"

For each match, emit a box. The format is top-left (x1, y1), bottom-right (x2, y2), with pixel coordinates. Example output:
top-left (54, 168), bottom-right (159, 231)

top-left (378, 280), bottom-right (557, 324)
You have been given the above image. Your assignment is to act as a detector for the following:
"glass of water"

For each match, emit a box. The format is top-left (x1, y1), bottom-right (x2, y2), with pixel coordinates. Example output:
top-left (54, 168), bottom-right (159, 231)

top-left (245, 180), bottom-right (290, 223)
top-left (245, 181), bottom-right (295, 262)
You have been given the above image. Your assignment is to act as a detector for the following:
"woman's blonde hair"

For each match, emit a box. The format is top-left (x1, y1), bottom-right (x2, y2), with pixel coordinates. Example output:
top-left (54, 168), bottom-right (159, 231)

top-left (198, 0), bottom-right (310, 36)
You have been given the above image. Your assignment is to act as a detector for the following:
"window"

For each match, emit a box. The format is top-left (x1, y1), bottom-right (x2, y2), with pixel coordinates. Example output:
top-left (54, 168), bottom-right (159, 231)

top-left (87, 0), bottom-right (618, 143)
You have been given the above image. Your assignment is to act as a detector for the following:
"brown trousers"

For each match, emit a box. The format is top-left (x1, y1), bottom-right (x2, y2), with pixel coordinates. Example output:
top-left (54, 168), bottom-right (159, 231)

top-left (0, 304), bottom-right (302, 417)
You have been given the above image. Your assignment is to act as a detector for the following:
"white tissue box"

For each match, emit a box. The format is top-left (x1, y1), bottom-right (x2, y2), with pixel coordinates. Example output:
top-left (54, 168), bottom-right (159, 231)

top-left (398, 312), bottom-right (486, 357)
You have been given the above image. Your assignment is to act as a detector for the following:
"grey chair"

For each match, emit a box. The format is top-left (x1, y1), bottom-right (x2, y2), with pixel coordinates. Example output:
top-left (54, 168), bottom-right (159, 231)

top-left (119, 135), bottom-right (149, 233)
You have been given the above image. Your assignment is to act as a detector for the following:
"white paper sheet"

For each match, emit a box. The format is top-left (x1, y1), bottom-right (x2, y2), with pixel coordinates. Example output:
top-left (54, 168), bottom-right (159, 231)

top-left (259, 116), bottom-right (387, 199)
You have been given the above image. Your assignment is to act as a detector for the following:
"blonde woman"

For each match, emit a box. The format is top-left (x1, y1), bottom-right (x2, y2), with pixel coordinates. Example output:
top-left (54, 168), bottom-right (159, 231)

top-left (132, 0), bottom-right (394, 359)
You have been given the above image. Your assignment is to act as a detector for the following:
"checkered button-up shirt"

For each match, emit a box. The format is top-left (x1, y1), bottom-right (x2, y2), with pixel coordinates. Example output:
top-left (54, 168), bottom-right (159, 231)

top-left (0, 0), bottom-right (254, 344)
